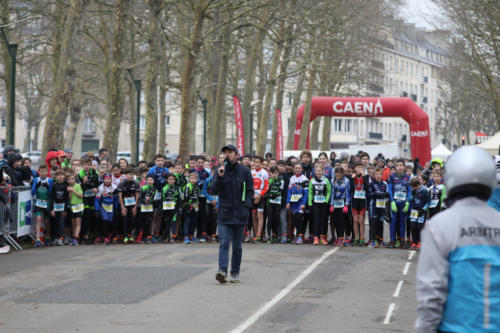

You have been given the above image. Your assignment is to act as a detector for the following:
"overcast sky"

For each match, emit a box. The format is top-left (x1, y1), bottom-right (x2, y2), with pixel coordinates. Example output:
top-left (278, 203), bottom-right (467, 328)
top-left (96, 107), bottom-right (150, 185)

top-left (398, 0), bottom-right (448, 30)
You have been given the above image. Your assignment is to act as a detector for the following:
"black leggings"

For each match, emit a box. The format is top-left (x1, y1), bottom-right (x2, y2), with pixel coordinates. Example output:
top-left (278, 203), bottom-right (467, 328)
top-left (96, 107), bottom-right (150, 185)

top-left (206, 203), bottom-right (217, 236)
top-left (332, 208), bottom-right (347, 239)
top-left (292, 212), bottom-right (304, 236)
top-left (138, 212), bottom-right (152, 238)
top-left (266, 204), bottom-right (281, 236)
top-left (122, 206), bottom-right (136, 236)
top-left (311, 203), bottom-right (327, 237)
top-left (410, 221), bottom-right (424, 244)
top-left (163, 210), bottom-right (177, 238)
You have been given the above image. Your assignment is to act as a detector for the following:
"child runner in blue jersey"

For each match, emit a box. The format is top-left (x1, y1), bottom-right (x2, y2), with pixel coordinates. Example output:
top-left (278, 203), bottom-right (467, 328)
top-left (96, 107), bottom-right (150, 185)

top-left (147, 154), bottom-right (169, 241)
top-left (409, 177), bottom-right (429, 250)
top-left (50, 170), bottom-right (69, 246)
top-left (139, 175), bottom-right (156, 243)
top-left (163, 174), bottom-right (181, 243)
top-left (195, 155), bottom-right (211, 242)
top-left (286, 163), bottom-right (308, 244)
top-left (202, 169), bottom-right (218, 242)
top-left (95, 173), bottom-right (117, 245)
top-left (330, 167), bottom-right (351, 246)
top-left (388, 159), bottom-right (411, 248)
top-left (308, 165), bottom-right (331, 245)
top-left (117, 167), bottom-right (140, 244)
top-left (32, 164), bottom-right (53, 247)
top-left (182, 172), bottom-right (200, 244)
top-left (367, 168), bottom-right (389, 247)
top-left (427, 169), bottom-right (446, 218)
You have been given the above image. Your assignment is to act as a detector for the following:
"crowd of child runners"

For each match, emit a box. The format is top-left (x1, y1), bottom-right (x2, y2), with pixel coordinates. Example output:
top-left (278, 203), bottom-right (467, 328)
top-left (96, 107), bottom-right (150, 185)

top-left (1, 146), bottom-right (447, 249)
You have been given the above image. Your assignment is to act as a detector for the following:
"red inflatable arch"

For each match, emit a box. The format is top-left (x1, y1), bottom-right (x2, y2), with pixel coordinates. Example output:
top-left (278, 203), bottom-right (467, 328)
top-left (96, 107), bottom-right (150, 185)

top-left (293, 97), bottom-right (431, 164)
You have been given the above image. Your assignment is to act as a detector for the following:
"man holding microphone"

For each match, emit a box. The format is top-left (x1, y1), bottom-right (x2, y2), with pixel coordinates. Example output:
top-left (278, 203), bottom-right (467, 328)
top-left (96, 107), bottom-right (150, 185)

top-left (211, 145), bottom-right (254, 283)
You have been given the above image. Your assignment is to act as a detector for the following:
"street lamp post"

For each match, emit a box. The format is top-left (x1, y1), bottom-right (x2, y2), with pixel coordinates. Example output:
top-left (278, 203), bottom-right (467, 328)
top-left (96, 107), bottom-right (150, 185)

top-left (197, 92), bottom-right (207, 153)
top-left (127, 69), bottom-right (141, 164)
top-left (0, 27), bottom-right (18, 146)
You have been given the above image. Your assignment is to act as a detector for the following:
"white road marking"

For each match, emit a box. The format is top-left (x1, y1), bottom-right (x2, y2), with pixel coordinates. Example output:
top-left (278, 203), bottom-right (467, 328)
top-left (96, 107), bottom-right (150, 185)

top-left (408, 250), bottom-right (416, 260)
top-left (393, 280), bottom-right (404, 297)
top-left (383, 303), bottom-right (396, 324)
top-left (230, 247), bottom-right (339, 333)
top-left (403, 262), bottom-right (411, 275)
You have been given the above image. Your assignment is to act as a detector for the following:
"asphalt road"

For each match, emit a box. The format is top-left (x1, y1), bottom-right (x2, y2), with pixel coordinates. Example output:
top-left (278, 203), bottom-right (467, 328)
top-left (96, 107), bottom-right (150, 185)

top-left (0, 242), bottom-right (418, 333)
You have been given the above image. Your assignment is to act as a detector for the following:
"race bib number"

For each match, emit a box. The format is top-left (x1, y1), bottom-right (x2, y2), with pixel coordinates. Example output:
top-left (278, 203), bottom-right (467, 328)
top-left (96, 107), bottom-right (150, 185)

top-left (35, 199), bottom-right (48, 208)
top-left (84, 189), bottom-right (95, 197)
top-left (141, 204), bottom-right (153, 212)
top-left (429, 199), bottom-right (439, 208)
top-left (314, 195), bottom-right (326, 203)
top-left (290, 194), bottom-right (302, 202)
top-left (410, 209), bottom-right (419, 220)
top-left (102, 203), bottom-right (113, 213)
top-left (353, 190), bottom-right (366, 199)
top-left (153, 192), bottom-right (162, 201)
top-left (71, 203), bottom-right (84, 213)
top-left (163, 201), bottom-right (175, 210)
top-left (333, 199), bottom-right (344, 208)
top-left (376, 198), bottom-right (387, 208)
top-left (124, 197), bottom-right (136, 206)
top-left (270, 197), bottom-right (282, 205)
top-left (394, 191), bottom-right (406, 201)
top-left (53, 203), bottom-right (65, 212)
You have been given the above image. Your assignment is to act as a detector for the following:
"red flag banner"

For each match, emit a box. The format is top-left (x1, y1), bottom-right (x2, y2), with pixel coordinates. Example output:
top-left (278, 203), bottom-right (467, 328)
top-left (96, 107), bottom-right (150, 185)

top-left (275, 108), bottom-right (283, 160)
top-left (232, 95), bottom-right (245, 155)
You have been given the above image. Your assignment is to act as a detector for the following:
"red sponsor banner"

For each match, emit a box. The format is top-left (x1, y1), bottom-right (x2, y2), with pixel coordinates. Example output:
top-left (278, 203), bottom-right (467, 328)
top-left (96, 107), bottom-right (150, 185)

top-left (232, 95), bottom-right (245, 155)
top-left (275, 108), bottom-right (283, 160)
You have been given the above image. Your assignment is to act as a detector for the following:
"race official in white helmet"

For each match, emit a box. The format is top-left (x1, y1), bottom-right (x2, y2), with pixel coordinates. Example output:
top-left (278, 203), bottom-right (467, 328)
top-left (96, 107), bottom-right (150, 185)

top-left (416, 146), bottom-right (500, 332)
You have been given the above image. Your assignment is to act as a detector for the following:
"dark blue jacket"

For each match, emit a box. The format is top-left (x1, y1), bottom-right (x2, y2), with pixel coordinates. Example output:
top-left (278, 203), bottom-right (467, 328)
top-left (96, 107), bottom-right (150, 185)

top-left (211, 161), bottom-right (254, 224)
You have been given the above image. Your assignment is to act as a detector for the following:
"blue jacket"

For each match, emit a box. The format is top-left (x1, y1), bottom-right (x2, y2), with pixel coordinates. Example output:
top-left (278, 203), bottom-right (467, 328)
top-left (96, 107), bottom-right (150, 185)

top-left (286, 174), bottom-right (308, 213)
top-left (331, 176), bottom-right (351, 207)
top-left (147, 166), bottom-right (169, 191)
top-left (31, 177), bottom-right (53, 197)
top-left (388, 173), bottom-right (411, 204)
top-left (202, 175), bottom-right (218, 208)
top-left (211, 162), bottom-right (254, 224)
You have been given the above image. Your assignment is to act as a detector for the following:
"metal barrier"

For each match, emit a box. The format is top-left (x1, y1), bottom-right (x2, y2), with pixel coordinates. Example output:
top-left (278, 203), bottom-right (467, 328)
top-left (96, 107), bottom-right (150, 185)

top-left (0, 186), bottom-right (33, 251)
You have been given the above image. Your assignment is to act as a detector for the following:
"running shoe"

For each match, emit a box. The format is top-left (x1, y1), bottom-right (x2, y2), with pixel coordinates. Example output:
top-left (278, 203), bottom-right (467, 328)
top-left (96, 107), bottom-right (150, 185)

top-left (211, 236), bottom-right (218, 242)
top-left (215, 270), bottom-right (227, 284)
top-left (387, 241), bottom-right (395, 249)
top-left (44, 238), bottom-right (52, 246)
top-left (72, 238), bottom-right (79, 246)
top-left (374, 240), bottom-right (379, 248)
top-left (410, 243), bottom-right (417, 250)
top-left (104, 237), bottom-right (111, 245)
top-left (379, 241), bottom-right (386, 247)
top-left (129, 236), bottom-right (135, 243)
top-left (280, 236), bottom-right (287, 244)
top-left (169, 238), bottom-right (175, 244)
top-left (229, 274), bottom-right (240, 283)
top-left (94, 237), bottom-right (102, 245)
top-left (123, 237), bottom-right (129, 245)
top-left (416, 242), bottom-right (421, 249)
top-left (199, 237), bottom-right (207, 243)
top-left (295, 236), bottom-right (304, 245)
top-left (352, 239), bottom-right (359, 247)
top-left (395, 239), bottom-right (400, 248)
top-left (359, 239), bottom-right (365, 247)
top-left (336, 239), bottom-right (344, 246)
top-left (151, 236), bottom-right (159, 243)
top-left (368, 241), bottom-right (375, 248)
top-left (320, 237), bottom-right (328, 245)
top-left (313, 237), bottom-right (319, 245)
top-left (343, 238), bottom-right (351, 246)
top-left (183, 236), bottom-right (191, 244)
top-left (35, 239), bottom-right (42, 247)
top-left (244, 234), bottom-right (250, 243)
top-left (112, 237), bottom-right (119, 244)
top-left (57, 238), bottom-right (64, 246)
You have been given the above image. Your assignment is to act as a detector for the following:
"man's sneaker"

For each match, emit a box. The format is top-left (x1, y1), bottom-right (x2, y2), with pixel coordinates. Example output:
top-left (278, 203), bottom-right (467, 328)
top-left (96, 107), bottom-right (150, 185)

top-left (199, 237), bottom-right (207, 243)
top-left (295, 236), bottom-right (303, 245)
top-left (104, 237), bottom-right (111, 245)
top-left (320, 237), bottom-right (328, 245)
top-left (280, 236), bottom-right (287, 244)
top-left (35, 239), bottom-right (42, 247)
top-left (183, 236), bottom-right (191, 244)
top-left (57, 238), bottom-right (64, 246)
top-left (215, 270), bottom-right (227, 284)
top-left (387, 241), bottom-right (395, 249)
top-left (395, 239), bottom-right (400, 248)
top-left (313, 237), bottom-right (319, 245)
top-left (123, 237), bottom-right (129, 245)
top-left (229, 274), bottom-right (240, 283)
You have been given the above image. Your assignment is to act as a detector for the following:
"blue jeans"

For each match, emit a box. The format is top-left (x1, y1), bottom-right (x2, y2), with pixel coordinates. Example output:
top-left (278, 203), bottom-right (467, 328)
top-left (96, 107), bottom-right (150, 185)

top-left (218, 224), bottom-right (245, 275)
top-left (183, 210), bottom-right (197, 237)
top-left (390, 202), bottom-right (407, 242)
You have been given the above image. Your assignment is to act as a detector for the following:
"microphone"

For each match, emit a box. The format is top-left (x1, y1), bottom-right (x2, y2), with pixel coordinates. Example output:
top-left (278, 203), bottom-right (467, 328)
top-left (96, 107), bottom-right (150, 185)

top-left (218, 158), bottom-right (229, 177)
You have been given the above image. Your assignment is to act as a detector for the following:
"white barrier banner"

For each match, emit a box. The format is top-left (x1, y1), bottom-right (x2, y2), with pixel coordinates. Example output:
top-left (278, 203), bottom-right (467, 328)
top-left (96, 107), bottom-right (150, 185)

top-left (17, 190), bottom-right (32, 237)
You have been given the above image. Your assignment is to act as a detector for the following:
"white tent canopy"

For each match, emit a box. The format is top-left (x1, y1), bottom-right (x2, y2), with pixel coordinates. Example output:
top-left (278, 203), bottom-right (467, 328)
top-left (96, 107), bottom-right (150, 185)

top-left (477, 131), bottom-right (500, 155)
top-left (431, 143), bottom-right (452, 160)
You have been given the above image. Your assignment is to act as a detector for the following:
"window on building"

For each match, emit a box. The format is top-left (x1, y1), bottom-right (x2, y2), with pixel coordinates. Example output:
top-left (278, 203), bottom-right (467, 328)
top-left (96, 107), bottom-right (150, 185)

top-left (140, 115), bottom-right (146, 130)
top-left (82, 117), bottom-right (95, 134)
top-left (334, 119), bottom-right (343, 132)
top-left (166, 115), bottom-right (170, 127)
top-left (345, 119), bottom-right (351, 132)
top-left (0, 114), bottom-right (5, 127)
top-left (389, 124), bottom-right (392, 138)
top-left (1, 139), bottom-right (5, 148)
top-left (410, 63), bottom-right (414, 76)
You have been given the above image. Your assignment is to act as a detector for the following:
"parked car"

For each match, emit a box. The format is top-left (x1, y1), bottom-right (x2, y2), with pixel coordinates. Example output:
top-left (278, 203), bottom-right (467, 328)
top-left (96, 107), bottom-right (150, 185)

top-left (117, 151), bottom-right (132, 163)
top-left (21, 150), bottom-right (42, 165)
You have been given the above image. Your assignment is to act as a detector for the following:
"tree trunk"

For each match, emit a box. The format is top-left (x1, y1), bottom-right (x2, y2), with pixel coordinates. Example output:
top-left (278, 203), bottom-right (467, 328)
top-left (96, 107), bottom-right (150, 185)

top-left (33, 123), bottom-right (40, 151)
top-left (321, 117), bottom-right (332, 150)
top-left (298, 67), bottom-right (317, 150)
top-left (211, 8), bottom-right (232, 156)
top-left (158, 85), bottom-right (167, 154)
top-left (142, 0), bottom-right (163, 162)
top-left (286, 71), bottom-right (305, 149)
top-left (0, 0), bottom-right (13, 145)
top-left (102, 0), bottom-right (130, 162)
top-left (256, 33), bottom-right (283, 156)
top-left (65, 98), bottom-right (83, 149)
top-left (310, 118), bottom-right (320, 150)
top-left (128, 79), bottom-right (138, 162)
top-left (178, 0), bottom-right (207, 160)
top-left (42, 0), bottom-right (88, 154)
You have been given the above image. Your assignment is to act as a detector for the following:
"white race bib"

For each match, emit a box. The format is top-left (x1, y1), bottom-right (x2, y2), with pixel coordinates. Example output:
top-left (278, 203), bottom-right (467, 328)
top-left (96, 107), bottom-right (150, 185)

top-left (270, 197), bottom-right (282, 205)
top-left (141, 204), bottom-right (153, 212)
top-left (410, 209), bottom-right (419, 220)
top-left (71, 203), bottom-right (84, 213)
top-left (35, 199), bottom-right (48, 208)
top-left (124, 197), bottom-right (136, 206)
top-left (163, 201), bottom-right (175, 210)
top-left (53, 203), bottom-right (65, 212)
top-left (376, 198), bottom-right (387, 208)
top-left (353, 190), bottom-right (366, 199)
top-left (333, 199), bottom-right (344, 208)
top-left (394, 191), bottom-right (406, 201)
top-left (290, 194), bottom-right (301, 202)
top-left (314, 195), bottom-right (325, 203)
top-left (102, 203), bottom-right (113, 213)
top-left (429, 199), bottom-right (439, 208)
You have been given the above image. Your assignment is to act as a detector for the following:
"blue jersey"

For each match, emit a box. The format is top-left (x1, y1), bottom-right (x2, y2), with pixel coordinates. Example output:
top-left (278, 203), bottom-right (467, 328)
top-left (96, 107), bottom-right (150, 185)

top-left (388, 173), bottom-right (410, 203)
top-left (331, 177), bottom-right (351, 207)
top-left (148, 166), bottom-right (169, 192)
